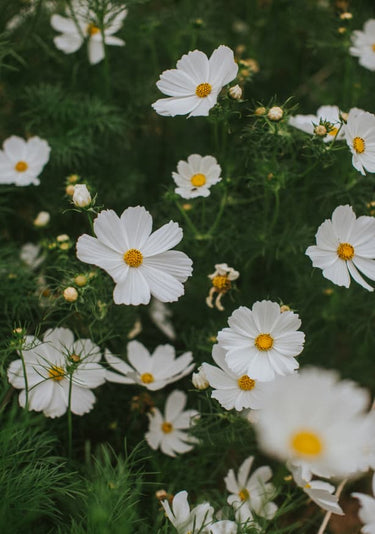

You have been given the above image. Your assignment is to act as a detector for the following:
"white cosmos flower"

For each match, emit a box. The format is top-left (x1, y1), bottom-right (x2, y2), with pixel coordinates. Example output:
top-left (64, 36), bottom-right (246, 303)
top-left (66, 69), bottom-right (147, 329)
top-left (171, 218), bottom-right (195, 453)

top-left (344, 108), bottom-right (375, 175)
top-left (350, 19), bottom-right (375, 71)
top-left (288, 105), bottom-right (345, 143)
top-left (217, 301), bottom-right (305, 381)
top-left (352, 473), bottom-right (375, 534)
top-left (161, 490), bottom-right (214, 534)
top-left (306, 205), bottom-right (375, 292)
top-left (0, 135), bottom-right (50, 186)
top-left (202, 345), bottom-right (268, 411)
top-left (288, 464), bottom-right (343, 515)
top-left (149, 298), bottom-right (176, 340)
top-left (7, 328), bottom-right (106, 418)
top-left (145, 390), bottom-right (198, 457)
top-left (104, 340), bottom-right (194, 390)
top-left (225, 456), bottom-right (277, 520)
top-left (172, 154), bottom-right (222, 199)
top-left (255, 367), bottom-right (371, 479)
top-left (152, 45), bottom-right (238, 118)
top-left (76, 206), bottom-right (193, 306)
top-left (51, 0), bottom-right (127, 65)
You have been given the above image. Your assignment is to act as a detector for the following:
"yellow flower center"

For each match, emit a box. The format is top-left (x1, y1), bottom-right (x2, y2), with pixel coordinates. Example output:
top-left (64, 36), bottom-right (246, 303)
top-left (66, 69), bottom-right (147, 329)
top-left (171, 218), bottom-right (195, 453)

top-left (190, 173), bottom-right (206, 187)
top-left (353, 136), bottom-right (365, 154)
top-left (87, 23), bottom-right (100, 36)
top-left (238, 375), bottom-right (256, 391)
top-left (291, 431), bottom-right (323, 457)
top-left (238, 488), bottom-right (250, 501)
top-left (212, 274), bottom-right (231, 292)
top-left (15, 161), bottom-right (28, 172)
top-left (372, 44), bottom-right (375, 52)
top-left (70, 353), bottom-right (80, 363)
top-left (140, 372), bottom-right (154, 384)
top-left (195, 83), bottom-right (212, 98)
top-left (123, 248), bottom-right (143, 267)
top-left (161, 422), bottom-right (173, 434)
top-left (304, 483), bottom-right (311, 489)
top-left (254, 333), bottom-right (274, 351)
top-left (337, 242), bottom-right (355, 261)
top-left (48, 365), bottom-right (65, 381)
top-left (328, 127), bottom-right (339, 137)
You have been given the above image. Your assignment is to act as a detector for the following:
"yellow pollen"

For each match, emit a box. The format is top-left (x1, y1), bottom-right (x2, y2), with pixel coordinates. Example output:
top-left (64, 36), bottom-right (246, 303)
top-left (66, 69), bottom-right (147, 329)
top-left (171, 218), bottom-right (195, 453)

top-left (372, 44), bottom-right (375, 52)
top-left (15, 161), bottom-right (28, 172)
top-left (212, 275), bottom-right (231, 292)
top-left (70, 353), bottom-right (80, 363)
top-left (87, 23), bottom-right (100, 36)
top-left (123, 248), bottom-right (143, 267)
top-left (140, 372), bottom-right (154, 384)
top-left (190, 173), bottom-right (206, 187)
top-left (291, 431), bottom-right (323, 457)
top-left (304, 483), bottom-right (311, 489)
top-left (195, 83), bottom-right (212, 98)
top-left (328, 127), bottom-right (339, 137)
top-left (254, 333), bottom-right (273, 351)
top-left (353, 136), bottom-right (365, 154)
top-left (337, 242), bottom-right (355, 261)
top-left (161, 422), bottom-right (173, 434)
top-left (238, 375), bottom-right (256, 391)
top-left (48, 365), bottom-right (65, 381)
top-left (238, 488), bottom-right (249, 501)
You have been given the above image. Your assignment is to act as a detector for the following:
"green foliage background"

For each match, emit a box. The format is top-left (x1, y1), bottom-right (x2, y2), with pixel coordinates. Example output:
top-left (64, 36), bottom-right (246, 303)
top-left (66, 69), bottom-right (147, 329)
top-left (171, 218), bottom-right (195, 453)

top-left (1, 0), bottom-right (375, 532)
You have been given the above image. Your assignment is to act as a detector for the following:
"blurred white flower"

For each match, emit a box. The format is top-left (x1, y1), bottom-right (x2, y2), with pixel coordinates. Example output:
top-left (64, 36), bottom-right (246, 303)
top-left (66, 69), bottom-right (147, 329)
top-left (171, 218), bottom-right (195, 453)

top-left (33, 211), bottom-right (50, 227)
top-left (20, 243), bottom-right (44, 270)
top-left (0, 136), bottom-right (50, 186)
top-left (352, 473), bottom-right (375, 533)
top-left (255, 367), bottom-right (371, 479)
top-left (208, 520), bottom-right (238, 534)
top-left (76, 206), bottom-right (193, 305)
top-left (161, 490), bottom-right (214, 533)
top-left (51, 0), bottom-right (127, 65)
top-left (225, 456), bottom-right (277, 519)
top-left (202, 345), bottom-right (268, 411)
top-left (306, 205), bottom-right (375, 291)
top-left (145, 390), bottom-right (198, 457)
top-left (206, 263), bottom-right (239, 311)
top-left (217, 300), bottom-right (305, 381)
top-left (152, 45), bottom-right (238, 117)
top-left (344, 108), bottom-right (375, 175)
top-left (6, 0), bottom-right (56, 31)
top-left (172, 154), bottom-right (222, 199)
top-left (73, 184), bottom-right (91, 207)
top-left (7, 328), bottom-right (106, 418)
top-left (289, 464), bottom-right (343, 515)
top-left (289, 105), bottom-right (345, 143)
top-left (350, 19), bottom-right (375, 71)
top-left (105, 340), bottom-right (194, 389)
top-left (149, 299), bottom-right (176, 340)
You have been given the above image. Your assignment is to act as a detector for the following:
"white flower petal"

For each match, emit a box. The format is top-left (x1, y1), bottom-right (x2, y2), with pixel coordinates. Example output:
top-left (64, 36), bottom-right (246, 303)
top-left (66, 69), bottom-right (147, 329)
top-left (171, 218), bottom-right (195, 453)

top-left (93, 209), bottom-right (128, 253)
top-left (165, 390), bottom-right (186, 422)
top-left (113, 268), bottom-right (151, 305)
top-left (140, 264), bottom-right (185, 302)
top-left (208, 45), bottom-right (238, 88)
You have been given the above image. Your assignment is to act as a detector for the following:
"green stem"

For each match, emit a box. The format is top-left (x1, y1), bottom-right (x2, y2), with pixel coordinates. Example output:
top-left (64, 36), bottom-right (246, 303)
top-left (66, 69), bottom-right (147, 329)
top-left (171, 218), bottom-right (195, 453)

top-left (269, 187), bottom-right (280, 233)
top-left (207, 191), bottom-right (228, 237)
top-left (20, 349), bottom-right (29, 411)
top-left (175, 201), bottom-right (200, 237)
top-left (67, 374), bottom-right (73, 458)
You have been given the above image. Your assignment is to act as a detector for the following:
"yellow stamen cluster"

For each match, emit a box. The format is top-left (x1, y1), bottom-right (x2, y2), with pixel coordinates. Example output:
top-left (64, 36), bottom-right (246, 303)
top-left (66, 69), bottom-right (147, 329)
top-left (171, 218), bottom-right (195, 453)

top-left (291, 431), bottom-right (323, 457)
top-left (238, 488), bottom-right (249, 501)
top-left (372, 44), bottom-right (375, 52)
top-left (87, 23), bottom-right (100, 36)
top-left (48, 365), bottom-right (65, 381)
top-left (238, 375), bottom-right (256, 391)
top-left (190, 173), bottom-right (206, 187)
top-left (254, 333), bottom-right (274, 351)
top-left (337, 242), bottom-right (354, 261)
top-left (141, 372), bottom-right (154, 384)
top-left (123, 248), bottom-right (143, 267)
top-left (212, 275), bottom-right (231, 292)
top-left (353, 136), bottom-right (365, 154)
top-left (15, 161), bottom-right (28, 172)
top-left (328, 127), bottom-right (339, 137)
top-left (161, 422), bottom-right (173, 434)
top-left (70, 354), bottom-right (80, 363)
top-left (195, 83), bottom-right (212, 98)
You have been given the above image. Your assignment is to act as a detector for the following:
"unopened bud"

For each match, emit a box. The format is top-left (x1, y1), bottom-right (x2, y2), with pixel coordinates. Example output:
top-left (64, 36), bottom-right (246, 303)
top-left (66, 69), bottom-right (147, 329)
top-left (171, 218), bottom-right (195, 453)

top-left (74, 274), bottom-right (88, 287)
top-left (192, 366), bottom-right (209, 390)
top-left (57, 234), bottom-right (69, 242)
top-left (73, 184), bottom-right (92, 208)
top-left (338, 26), bottom-right (346, 34)
top-left (340, 12), bottom-right (352, 20)
top-left (280, 305), bottom-right (291, 313)
top-left (34, 211), bottom-right (50, 227)
top-left (229, 84), bottom-right (242, 100)
top-left (267, 106), bottom-right (283, 121)
top-left (66, 184), bottom-right (75, 196)
top-left (255, 106), bottom-right (266, 116)
top-left (314, 124), bottom-right (327, 137)
top-left (63, 286), bottom-right (78, 302)
top-left (67, 174), bottom-right (79, 184)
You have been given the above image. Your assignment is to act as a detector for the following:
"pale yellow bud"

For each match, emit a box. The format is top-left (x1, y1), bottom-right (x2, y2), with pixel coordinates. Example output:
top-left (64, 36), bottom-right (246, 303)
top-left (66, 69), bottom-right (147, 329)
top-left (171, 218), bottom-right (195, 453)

top-left (63, 286), bottom-right (78, 302)
top-left (280, 305), bottom-right (291, 313)
top-left (66, 184), bottom-right (75, 196)
top-left (73, 184), bottom-right (92, 208)
top-left (67, 174), bottom-right (79, 184)
top-left (33, 211), bottom-right (50, 227)
top-left (255, 106), bottom-right (266, 116)
top-left (59, 242), bottom-right (70, 251)
top-left (229, 84), bottom-right (243, 100)
top-left (340, 12), bottom-right (352, 20)
top-left (267, 106), bottom-right (283, 121)
top-left (314, 124), bottom-right (327, 137)
top-left (74, 275), bottom-right (88, 287)
top-left (57, 234), bottom-right (69, 242)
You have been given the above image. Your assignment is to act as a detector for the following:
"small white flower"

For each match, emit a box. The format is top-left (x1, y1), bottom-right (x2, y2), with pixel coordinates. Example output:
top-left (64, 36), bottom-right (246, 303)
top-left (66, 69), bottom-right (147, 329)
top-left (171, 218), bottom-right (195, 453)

top-left (161, 490), bottom-right (214, 534)
top-left (20, 243), bottom-right (44, 270)
top-left (192, 366), bottom-right (209, 390)
top-left (352, 473), bottom-right (375, 534)
top-left (172, 154), bottom-right (222, 199)
top-left (152, 45), bottom-right (238, 118)
top-left (34, 211), bottom-right (50, 227)
top-left (7, 328), bottom-right (106, 418)
top-left (225, 456), bottom-right (277, 519)
top-left (217, 301), bottom-right (305, 381)
top-left (206, 263), bottom-right (239, 311)
top-left (208, 520), bottom-right (238, 534)
top-left (73, 184), bottom-right (91, 207)
top-left (145, 390), bottom-right (198, 457)
top-left (0, 135), bottom-right (50, 186)
top-left (105, 340), bottom-right (194, 389)
top-left (202, 345), bottom-right (268, 411)
top-left (51, 1), bottom-right (127, 65)
top-left (149, 299), bottom-right (176, 340)
top-left (255, 367), bottom-right (371, 479)
top-left (289, 464), bottom-right (343, 515)
top-left (306, 205), bottom-right (375, 292)
top-left (76, 206), bottom-right (193, 306)
top-left (344, 108), bottom-right (375, 175)
top-left (289, 105), bottom-right (345, 143)
top-left (350, 19), bottom-right (375, 71)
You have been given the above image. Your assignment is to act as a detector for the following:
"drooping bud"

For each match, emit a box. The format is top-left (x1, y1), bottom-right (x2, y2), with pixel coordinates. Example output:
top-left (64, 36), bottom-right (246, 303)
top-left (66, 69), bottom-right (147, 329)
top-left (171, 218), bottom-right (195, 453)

top-left (192, 366), bottom-right (209, 390)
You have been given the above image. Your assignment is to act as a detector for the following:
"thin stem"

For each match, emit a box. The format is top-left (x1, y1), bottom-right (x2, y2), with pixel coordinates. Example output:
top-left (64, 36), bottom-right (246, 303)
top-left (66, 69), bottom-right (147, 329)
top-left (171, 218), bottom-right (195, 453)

top-left (207, 191), bottom-right (228, 237)
top-left (269, 187), bottom-right (280, 233)
top-left (20, 349), bottom-right (29, 411)
top-left (317, 478), bottom-right (347, 534)
top-left (175, 201), bottom-right (199, 237)
top-left (67, 374), bottom-right (73, 458)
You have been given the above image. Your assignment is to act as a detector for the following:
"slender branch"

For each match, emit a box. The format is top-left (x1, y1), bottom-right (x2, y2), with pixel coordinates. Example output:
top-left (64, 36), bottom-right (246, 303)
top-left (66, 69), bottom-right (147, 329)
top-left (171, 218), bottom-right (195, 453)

top-left (317, 478), bottom-right (347, 534)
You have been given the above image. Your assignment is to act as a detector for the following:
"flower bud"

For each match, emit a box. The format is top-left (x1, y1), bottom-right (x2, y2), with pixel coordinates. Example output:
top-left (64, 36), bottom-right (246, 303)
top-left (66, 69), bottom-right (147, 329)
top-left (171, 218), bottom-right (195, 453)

top-left (57, 234), bottom-right (69, 242)
top-left (192, 366), bottom-right (209, 390)
top-left (67, 174), bottom-right (79, 184)
top-left (314, 124), bottom-right (327, 137)
top-left (73, 184), bottom-right (92, 208)
top-left (33, 211), bottom-right (50, 227)
top-left (66, 184), bottom-right (75, 196)
top-left (63, 286), bottom-right (78, 302)
top-left (255, 106), bottom-right (266, 116)
top-left (74, 274), bottom-right (88, 287)
top-left (267, 106), bottom-right (283, 121)
top-left (229, 84), bottom-right (242, 100)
